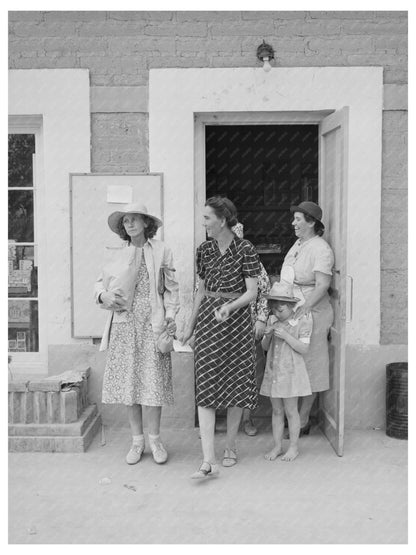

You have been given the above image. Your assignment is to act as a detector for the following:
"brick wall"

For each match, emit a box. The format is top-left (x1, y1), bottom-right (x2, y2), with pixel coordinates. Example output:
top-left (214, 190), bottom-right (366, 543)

top-left (381, 110), bottom-right (408, 344)
top-left (91, 113), bottom-right (148, 173)
top-left (9, 11), bottom-right (408, 83)
top-left (8, 10), bottom-right (408, 344)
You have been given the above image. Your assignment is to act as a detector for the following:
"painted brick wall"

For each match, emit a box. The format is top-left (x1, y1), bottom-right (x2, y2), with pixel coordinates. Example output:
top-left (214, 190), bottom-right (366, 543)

top-left (9, 11), bottom-right (408, 84)
top-left (8, 10), bottom-right (408, 344)
top-left (381, 111), bottom-right (407, 344)
top-left (91, 113), bottom-right (148, 173)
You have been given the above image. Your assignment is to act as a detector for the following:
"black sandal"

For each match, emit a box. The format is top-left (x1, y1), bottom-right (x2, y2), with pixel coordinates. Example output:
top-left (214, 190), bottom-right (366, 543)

top-left (190, 461), bottom-right (219, 479)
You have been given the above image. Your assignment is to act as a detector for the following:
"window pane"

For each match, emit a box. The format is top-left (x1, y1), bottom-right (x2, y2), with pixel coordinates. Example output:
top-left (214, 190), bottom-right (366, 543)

top-left (8, 190), bottom-right (34, 242)
top-left (8, 134), bottom-right (35, 188)
top-left (8, 300), bottom-right (38, 352)
top-left (8, 245), bottom-right (37, 297)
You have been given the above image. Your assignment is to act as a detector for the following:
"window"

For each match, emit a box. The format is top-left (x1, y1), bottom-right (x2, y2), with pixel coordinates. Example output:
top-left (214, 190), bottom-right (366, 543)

top-left (8, 133), bottom-right (39, 353)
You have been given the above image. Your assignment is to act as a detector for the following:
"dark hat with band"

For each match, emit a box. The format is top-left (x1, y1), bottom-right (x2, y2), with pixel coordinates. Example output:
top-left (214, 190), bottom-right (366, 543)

top-left (290, 201), bottom-right (324, 228)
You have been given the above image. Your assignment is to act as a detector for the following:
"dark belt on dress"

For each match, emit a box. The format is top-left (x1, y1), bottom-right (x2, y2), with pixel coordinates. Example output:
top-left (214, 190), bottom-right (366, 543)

top-left (205, 290), bottom-right (241, 300)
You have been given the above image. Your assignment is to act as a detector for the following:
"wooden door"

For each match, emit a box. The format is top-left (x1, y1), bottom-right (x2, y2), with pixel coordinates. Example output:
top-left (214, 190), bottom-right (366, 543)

top-left (319, 107), bottom-right (349, 456)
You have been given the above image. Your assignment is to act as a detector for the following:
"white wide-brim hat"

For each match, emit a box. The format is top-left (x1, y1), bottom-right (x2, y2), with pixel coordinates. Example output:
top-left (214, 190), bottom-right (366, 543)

top-left (108, 203), bottom-right (163, 234)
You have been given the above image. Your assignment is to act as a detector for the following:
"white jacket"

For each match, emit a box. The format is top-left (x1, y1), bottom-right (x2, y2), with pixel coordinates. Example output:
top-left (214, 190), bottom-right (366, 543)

top-left (94, 239), bottom-right (180, 351)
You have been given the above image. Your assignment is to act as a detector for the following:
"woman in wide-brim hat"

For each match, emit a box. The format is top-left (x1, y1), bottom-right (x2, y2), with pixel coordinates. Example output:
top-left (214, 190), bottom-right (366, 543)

top-left (94, 202), bottom-right (180, 466)
top-left (281, 201), bottom-right (335, 435)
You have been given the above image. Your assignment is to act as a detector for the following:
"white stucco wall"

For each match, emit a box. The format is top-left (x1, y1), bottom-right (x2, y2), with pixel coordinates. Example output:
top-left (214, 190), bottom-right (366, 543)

top-left (149, 67), bottom-right (383, 346)
top-left (9, 69), bottom-right (91, 356)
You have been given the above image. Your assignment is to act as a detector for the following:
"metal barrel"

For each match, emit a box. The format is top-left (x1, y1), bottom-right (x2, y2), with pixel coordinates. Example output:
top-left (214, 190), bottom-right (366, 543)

top-left (386, 362), bottom-right (408, 439)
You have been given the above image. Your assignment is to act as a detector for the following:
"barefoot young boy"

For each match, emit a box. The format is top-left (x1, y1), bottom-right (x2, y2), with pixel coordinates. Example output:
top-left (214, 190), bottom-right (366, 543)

top-left (260, 281), bottom-right (312, 462)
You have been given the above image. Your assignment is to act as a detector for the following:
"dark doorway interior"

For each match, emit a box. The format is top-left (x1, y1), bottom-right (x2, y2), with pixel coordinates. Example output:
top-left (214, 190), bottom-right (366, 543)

top-left (203, 124), bottom-right (319, 432)
top-left (206, 124), bottom-right (319, 277)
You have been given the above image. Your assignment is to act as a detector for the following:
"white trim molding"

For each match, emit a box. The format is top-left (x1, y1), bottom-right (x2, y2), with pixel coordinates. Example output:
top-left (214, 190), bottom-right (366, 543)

top-left (9, 69), bottom-right (91, 375)
top-left (149, 67), bottom-right (383, 346)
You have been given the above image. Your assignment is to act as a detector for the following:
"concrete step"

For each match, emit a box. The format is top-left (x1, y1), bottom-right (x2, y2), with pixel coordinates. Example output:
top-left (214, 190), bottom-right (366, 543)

top-left (9, 403), bottom-right (99, 437)
top-left (8, 405), bottom-right (102, 453)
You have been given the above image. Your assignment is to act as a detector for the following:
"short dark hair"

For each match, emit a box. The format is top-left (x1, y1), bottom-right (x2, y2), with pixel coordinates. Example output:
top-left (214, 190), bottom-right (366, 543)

top-left (303, 212), bottom-right (324, 237)
top-left (116, 214), bottom-right (159, 243)
top-left (205, 196), bottom-right (238, 228)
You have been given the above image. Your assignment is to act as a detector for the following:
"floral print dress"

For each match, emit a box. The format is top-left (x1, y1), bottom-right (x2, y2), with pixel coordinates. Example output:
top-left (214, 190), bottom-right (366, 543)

top-left (102, 249), bottom-right (173, 406)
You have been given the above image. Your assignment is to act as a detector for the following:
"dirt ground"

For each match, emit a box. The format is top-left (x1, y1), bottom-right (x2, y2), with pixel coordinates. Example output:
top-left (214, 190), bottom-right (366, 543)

top-left (8, 425), bottom-right (407, 544)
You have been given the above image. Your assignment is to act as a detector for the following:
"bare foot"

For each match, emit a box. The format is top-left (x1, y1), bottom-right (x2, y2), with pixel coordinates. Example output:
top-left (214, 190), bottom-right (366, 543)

top-left (281, 446), bottom-right (299, 462)
top-left (264, 445), bottom-right (283, 461)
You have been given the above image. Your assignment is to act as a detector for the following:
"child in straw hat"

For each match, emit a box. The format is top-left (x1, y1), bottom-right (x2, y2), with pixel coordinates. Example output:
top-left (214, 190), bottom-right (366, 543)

top-left (260, 281), bottom-right (312, 462)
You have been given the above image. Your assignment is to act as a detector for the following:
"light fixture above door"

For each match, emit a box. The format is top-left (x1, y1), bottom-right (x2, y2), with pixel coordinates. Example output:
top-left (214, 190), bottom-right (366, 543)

top-left (256, 40), bottom-right (274, 72)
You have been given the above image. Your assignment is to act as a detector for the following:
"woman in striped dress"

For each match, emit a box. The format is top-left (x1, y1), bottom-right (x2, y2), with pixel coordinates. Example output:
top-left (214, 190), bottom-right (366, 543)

top-left (182, 196), bottom-right (261, 478)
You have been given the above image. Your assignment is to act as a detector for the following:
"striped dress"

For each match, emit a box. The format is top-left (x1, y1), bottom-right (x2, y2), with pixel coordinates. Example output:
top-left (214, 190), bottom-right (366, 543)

top-left (194, 237), bottom-right (261, 410)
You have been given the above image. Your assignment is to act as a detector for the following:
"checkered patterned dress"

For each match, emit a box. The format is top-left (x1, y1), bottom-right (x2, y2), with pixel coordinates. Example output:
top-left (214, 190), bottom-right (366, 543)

top-left (194, 237), bottom-right (261, 410)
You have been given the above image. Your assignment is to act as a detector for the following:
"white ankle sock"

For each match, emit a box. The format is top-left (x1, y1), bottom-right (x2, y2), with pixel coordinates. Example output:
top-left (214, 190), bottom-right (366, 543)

top-left (132, 434), bottom-right (144, 445)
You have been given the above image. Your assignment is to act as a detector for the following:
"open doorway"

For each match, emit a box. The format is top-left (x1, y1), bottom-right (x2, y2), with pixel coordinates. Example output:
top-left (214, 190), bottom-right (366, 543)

top-left (204, 124), bottom-right (319, 431)
top-left (206, 124), bottom-right (319, 277)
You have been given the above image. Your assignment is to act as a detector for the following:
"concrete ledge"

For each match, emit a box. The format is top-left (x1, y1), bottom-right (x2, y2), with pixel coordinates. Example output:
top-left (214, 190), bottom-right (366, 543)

top-left (8, 380), bottom-right (30, 392)
top-left (28, 379), bottom-right (61, 392)
top-left (10, 367), bottom-right (91, 393)
top-left (8, 405), bottom-right (101, 453)
top-left (90, 86), bottom-right (148, 113)
top-left (9, 404), bottom-right (99, 437)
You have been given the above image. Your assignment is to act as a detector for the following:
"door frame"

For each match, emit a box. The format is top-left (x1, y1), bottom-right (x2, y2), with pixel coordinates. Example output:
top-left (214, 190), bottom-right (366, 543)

top-left (195, 111), bottom-right (346, 453)
top-left (194, 111), bottom-right (332, 252)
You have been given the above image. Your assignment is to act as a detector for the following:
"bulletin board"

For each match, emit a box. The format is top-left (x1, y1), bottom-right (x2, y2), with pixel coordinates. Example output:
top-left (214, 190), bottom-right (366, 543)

top-left (70, 173), bottom-right (163, 337)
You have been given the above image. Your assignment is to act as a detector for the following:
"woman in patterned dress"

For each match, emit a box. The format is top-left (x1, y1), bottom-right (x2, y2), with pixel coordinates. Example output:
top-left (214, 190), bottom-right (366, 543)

top-left (281, 201), bottom-right (334, 434)
top-left (94, 203), bottom-right (180, 465)
top-left (182, 197), bottom-right (261, 478)
top-left (194, 222), bottom-right (271, 437)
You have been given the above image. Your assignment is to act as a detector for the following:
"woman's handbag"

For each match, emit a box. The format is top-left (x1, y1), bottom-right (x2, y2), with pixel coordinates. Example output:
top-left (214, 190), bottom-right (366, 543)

top-left (156, 330), bottom-right (174, 353)
top-left (158, 263), bottom-right (176, 296)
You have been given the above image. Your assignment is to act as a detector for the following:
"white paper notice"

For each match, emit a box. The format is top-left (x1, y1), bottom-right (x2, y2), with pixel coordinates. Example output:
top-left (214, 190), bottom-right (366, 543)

top-left (173, 339), bottom-right (193, 353)
top-left (107, 185), bottom-right (133, 204)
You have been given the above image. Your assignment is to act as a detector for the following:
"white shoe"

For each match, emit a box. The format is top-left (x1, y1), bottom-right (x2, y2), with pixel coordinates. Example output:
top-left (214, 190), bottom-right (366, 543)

top-left (149, 438), bottom-right (168, 464)
top-left (126, 441), bottom-right (145, 465)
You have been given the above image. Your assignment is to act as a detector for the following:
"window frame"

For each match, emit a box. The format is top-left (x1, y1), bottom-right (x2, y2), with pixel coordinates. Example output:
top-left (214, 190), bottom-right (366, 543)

top-left (8, 115), bottom-right (47, 373)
